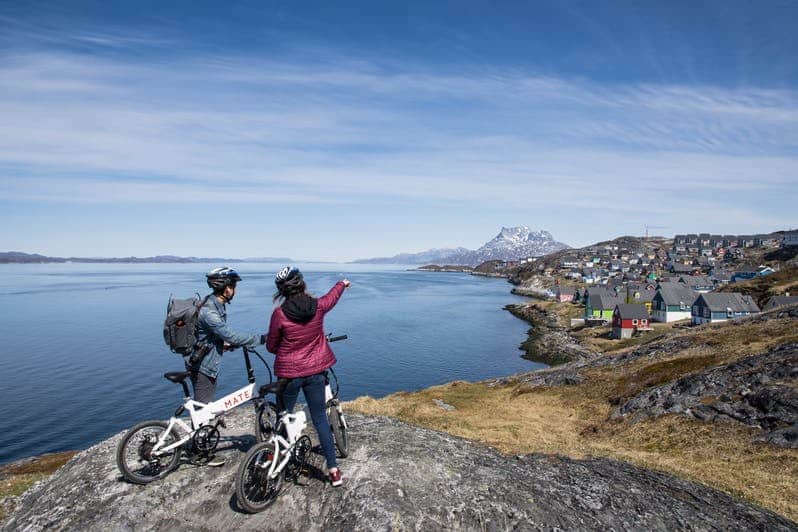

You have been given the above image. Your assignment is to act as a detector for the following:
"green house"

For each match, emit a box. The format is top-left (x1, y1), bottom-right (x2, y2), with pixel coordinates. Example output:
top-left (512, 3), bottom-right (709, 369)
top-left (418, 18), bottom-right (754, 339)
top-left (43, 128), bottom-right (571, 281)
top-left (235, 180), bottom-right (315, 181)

top-left (584, 291), bottom-right (623, 320)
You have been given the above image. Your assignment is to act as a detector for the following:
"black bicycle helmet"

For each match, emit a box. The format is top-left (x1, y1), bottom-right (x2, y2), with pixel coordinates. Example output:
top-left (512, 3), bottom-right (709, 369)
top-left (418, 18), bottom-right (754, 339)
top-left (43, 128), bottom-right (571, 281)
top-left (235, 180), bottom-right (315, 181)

top-left (274, 266), bottom-right (305, 296)
top-left (206, 267), bottom-right (242, 292)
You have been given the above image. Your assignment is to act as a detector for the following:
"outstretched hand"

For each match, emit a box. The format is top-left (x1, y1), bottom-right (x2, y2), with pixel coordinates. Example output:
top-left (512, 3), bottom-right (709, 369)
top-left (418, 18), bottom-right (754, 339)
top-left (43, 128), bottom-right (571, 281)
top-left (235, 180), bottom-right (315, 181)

top-left (342, 279), bottom-right (351, 288)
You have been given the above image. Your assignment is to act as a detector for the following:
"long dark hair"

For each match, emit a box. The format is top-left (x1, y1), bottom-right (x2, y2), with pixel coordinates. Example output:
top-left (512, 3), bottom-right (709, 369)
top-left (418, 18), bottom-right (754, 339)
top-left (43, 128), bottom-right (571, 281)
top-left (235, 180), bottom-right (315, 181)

top-left (273, 268), bottom-right (309, 304)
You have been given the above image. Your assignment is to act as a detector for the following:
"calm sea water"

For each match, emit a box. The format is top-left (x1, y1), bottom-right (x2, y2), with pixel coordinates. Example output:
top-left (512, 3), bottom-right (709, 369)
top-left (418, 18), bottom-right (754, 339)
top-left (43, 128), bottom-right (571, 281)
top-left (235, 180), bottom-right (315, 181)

top-left (0, 263), bottom-right (541, 464)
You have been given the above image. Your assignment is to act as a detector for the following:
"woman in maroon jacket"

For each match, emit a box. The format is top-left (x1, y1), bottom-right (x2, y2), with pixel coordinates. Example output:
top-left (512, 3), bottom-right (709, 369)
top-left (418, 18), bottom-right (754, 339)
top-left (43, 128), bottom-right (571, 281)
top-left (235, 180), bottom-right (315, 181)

top-left (265, 266), bottom-right (350, 487)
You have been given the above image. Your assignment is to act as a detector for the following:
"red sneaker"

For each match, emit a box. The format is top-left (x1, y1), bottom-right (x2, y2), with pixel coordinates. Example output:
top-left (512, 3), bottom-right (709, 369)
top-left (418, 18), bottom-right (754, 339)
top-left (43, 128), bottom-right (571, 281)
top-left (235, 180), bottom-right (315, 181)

top-left (329, 468), bottom-right (343, 487)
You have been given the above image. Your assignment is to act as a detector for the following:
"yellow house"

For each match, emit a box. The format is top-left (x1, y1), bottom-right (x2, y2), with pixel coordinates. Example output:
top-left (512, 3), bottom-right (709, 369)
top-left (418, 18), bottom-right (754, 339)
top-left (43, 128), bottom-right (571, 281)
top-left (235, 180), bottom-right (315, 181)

top-left (626, 286), bottom-right (655, 314)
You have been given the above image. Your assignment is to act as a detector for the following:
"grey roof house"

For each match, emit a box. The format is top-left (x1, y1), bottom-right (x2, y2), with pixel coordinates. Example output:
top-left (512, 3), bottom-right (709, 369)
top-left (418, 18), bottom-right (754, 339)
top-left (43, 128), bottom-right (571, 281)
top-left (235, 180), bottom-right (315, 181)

top-left (762, 295), bottom-right (798, 311)
top-left (652, 284), bottom-right (698, 322)
top-left (692, 293), bottom-right (760, 325)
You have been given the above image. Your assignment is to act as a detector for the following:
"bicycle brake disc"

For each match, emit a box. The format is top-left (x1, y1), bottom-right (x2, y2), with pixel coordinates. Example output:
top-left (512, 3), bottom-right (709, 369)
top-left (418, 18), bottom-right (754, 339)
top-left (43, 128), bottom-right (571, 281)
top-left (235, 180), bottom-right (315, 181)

top-left (138, 437), bottom-right (156, 462)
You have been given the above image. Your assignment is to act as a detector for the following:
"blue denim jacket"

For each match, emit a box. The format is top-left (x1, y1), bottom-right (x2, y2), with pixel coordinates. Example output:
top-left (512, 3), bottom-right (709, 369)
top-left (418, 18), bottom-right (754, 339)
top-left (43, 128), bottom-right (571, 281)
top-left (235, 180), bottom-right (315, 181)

top-left (184, 294), bottom-right (258, 378)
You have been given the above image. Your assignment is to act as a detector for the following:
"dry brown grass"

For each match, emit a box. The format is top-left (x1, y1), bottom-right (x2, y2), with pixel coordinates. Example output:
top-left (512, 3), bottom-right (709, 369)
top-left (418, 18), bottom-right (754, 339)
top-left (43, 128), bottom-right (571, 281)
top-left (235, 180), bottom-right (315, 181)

top-left (0, 451), bottom-right (76, 521)
top-left (347, 314), bottom-right (798, 522)
top-left (533, 300), bottom-right (584, 326)
top-left (572, 321), bottom-right (683, 353)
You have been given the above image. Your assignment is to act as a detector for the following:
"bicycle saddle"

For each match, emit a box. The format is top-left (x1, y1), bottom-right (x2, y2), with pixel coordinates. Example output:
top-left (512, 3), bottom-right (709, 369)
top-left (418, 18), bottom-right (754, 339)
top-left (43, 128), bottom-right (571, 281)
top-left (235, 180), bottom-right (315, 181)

top-left (164, 371), bottom-right (191, 384)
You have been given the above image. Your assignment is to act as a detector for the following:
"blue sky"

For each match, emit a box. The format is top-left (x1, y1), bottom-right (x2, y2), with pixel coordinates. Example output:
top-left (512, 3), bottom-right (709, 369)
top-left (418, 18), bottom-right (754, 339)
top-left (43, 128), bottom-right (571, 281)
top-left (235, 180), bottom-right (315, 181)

top-left (1, 0), bottom-right (796, 261)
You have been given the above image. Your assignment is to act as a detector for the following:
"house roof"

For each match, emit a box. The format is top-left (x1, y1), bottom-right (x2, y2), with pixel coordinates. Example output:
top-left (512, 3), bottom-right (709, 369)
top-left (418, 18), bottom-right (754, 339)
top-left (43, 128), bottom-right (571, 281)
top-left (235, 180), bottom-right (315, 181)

top-left (614, 303), bottom-right (650, 320)
top-left (763, 295), bottom-right (798, 309)
top-left (696, 293), bottom-right (760, 313)
top-left (585, 287), bottom-right (614, 299)
top-left (627, 288), bottom-right (656, 302)
top-left (656, 284), bottom-right (698, 306)
top-left (679, 275), bottom-right (713, 288)
top-left (711, 270), bottom-right (733, 281)
top-left (593, 294), bottom-right (623, 311)
top-left (671, 264), bottom-right (694, 273)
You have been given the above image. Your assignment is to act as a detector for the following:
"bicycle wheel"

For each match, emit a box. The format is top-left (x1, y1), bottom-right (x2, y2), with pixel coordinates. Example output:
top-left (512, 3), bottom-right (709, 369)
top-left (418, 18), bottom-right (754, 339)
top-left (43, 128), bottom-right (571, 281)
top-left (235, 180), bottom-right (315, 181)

top-left (327, 403), bottom-right (349, 458)
top-left (116, 420), bottom-right (181, 484)
top-left (255, 401), bottom-right (278, 442)
top-left (236, 441), bottom-right (283, 513)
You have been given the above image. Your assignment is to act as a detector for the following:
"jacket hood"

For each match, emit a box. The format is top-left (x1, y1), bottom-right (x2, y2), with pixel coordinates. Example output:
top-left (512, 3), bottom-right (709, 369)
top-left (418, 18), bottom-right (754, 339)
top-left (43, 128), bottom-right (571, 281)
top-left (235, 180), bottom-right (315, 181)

top-left (281, 293), bottom-right (318, 324)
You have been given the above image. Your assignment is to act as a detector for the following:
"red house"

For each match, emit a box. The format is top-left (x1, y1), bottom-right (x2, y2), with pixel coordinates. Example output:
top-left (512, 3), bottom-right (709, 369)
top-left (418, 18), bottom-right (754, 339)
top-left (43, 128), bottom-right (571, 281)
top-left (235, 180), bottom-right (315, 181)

top-left (611, 304), bottom-right (650, 339)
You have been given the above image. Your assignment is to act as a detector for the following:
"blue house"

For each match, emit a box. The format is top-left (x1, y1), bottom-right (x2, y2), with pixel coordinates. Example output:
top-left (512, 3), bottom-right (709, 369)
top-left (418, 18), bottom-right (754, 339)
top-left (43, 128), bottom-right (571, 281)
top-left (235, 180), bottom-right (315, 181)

top-left (691, 293), bottom-right (760, 325)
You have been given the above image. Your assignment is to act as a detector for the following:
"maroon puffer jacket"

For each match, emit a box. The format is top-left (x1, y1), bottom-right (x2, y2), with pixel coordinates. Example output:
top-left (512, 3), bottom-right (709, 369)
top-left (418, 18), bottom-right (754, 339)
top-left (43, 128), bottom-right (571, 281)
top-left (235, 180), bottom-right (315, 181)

top-left (266, 281), bottom-right (346, 378)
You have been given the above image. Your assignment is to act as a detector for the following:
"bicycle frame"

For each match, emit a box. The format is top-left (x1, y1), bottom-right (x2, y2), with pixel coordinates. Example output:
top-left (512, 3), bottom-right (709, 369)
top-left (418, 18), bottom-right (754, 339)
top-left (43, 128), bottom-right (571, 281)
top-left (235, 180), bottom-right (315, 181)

top-left (325, 370), bottom-right (348, 431)
top-left (152, 347), bottom-right (267, 456)
top-left (263, 410), bottom-right (307, 479)
top-left (153, 382), bottom-right (257, 455)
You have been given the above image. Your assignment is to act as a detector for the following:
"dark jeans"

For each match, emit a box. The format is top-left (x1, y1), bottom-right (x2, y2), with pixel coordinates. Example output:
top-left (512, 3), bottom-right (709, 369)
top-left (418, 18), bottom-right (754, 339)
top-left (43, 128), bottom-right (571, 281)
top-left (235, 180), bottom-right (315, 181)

top-left (185, 362), bottom-right (217, 404)
top-left (282, 373), bottom-right (337, 470)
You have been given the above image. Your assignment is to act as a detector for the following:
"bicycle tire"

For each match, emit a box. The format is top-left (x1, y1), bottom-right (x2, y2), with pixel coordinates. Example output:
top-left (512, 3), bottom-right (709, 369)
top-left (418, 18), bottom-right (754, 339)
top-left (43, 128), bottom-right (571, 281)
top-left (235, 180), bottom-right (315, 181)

top-left (116, 420), bottom-right (181, 484)
top-left (255, 401), bottom-right (278, 442)
top-left (327, 403), bottom-right (349, 458)
top-left (235, 441), bottom-right (283, 513)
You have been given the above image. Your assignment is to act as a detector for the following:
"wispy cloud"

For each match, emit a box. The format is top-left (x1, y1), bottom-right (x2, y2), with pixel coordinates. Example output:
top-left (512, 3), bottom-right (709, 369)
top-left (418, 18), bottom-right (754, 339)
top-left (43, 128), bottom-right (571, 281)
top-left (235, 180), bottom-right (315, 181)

top-left (0, 28), bottom-right (796, 249)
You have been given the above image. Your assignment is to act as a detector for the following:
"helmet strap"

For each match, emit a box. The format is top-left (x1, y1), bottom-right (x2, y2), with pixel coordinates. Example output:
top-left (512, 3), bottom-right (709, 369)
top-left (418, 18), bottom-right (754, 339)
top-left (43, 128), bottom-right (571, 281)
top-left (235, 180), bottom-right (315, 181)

top-left (219, 283), bottom-right (236, 303)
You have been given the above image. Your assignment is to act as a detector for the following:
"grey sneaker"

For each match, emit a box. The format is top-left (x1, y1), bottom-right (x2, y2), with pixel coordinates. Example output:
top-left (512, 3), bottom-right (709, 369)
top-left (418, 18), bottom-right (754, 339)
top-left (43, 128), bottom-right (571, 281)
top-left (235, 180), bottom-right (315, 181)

top-left (205, 454), bottom-right (226, 467)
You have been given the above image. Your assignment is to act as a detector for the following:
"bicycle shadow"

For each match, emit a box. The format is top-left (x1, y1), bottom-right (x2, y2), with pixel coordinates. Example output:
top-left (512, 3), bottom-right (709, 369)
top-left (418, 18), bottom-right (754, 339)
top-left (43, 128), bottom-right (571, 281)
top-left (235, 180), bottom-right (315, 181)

top-left (215, 433), bottom-right (257, 454)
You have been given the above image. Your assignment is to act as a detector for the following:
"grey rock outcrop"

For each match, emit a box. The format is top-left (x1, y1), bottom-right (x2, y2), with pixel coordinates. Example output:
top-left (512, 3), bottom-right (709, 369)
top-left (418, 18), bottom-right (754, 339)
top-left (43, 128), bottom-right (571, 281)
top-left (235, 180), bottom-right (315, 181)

top-left (614, 343), bottom-right (798, 447)
top-left (505, 303), bottom-right (598, 366)
top-left (4, 411), bottom-right (795, 531)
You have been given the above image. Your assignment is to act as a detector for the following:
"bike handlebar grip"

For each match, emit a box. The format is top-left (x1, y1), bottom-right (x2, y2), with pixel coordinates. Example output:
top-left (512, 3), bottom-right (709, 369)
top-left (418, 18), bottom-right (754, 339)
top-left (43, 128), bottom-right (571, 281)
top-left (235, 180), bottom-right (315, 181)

top-left (328, 335), bottom-right (348, 342)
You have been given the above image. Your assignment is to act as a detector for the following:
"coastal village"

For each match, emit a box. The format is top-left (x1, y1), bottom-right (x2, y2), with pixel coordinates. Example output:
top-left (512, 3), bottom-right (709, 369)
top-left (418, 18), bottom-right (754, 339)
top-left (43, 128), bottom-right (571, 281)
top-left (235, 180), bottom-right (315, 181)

top-left (504, 231), bottom-right (798, 340)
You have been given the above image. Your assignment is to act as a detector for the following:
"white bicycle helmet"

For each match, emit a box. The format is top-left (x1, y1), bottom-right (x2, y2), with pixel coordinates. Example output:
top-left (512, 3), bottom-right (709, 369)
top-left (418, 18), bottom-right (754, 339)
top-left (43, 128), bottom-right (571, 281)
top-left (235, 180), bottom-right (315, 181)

top-left (275, 266), bottom-right (304, 294)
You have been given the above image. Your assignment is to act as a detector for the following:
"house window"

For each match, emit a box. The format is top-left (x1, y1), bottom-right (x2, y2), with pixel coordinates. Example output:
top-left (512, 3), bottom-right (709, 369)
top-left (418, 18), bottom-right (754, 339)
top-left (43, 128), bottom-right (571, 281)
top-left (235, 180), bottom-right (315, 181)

top-left (679, 302), bottom-right (686, 311)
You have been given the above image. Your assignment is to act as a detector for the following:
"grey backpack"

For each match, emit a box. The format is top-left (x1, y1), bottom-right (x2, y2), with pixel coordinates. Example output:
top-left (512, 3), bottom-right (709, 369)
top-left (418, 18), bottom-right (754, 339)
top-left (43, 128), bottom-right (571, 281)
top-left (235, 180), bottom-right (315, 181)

top-left (163, 294), bottom-right (210, 355)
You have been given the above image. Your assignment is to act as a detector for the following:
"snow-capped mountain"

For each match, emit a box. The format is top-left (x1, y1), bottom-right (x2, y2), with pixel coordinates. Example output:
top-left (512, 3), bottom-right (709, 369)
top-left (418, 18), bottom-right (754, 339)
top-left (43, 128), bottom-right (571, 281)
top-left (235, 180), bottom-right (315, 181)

top-left (353, 226), bottom-right (569, 266)
top-left (468, 226), bottom-right (568, 264)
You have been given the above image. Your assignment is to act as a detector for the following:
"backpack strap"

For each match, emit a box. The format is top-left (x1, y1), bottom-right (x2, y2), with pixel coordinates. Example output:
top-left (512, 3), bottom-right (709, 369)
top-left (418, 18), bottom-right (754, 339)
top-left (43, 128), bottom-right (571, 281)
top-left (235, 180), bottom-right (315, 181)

top-left (195, 294), bottom-right (211, 320)
top-left (187, 295), bottom-right (213, 364)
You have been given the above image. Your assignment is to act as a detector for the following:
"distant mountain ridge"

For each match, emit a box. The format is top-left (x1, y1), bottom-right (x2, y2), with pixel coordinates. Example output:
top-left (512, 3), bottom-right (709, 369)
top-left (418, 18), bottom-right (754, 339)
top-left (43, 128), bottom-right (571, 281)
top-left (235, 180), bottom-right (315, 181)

top-left (354, 226), bottom-right (570, 266)
top-left (353, 247), bottom-right (472, 266)
top-left (0, 252), bottom-right (292, 264)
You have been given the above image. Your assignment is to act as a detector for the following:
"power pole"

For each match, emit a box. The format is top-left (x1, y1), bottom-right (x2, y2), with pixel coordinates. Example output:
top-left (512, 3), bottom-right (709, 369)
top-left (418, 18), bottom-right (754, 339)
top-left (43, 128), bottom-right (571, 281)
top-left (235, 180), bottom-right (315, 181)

top-left (644, 225), bottom-right (668, 239)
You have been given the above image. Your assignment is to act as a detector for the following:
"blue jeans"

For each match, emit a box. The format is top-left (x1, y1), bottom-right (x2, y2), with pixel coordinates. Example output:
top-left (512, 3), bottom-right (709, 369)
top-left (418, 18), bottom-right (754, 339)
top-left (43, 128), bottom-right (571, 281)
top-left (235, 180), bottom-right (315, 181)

top-left (282, 373), bottom-right (337, 470)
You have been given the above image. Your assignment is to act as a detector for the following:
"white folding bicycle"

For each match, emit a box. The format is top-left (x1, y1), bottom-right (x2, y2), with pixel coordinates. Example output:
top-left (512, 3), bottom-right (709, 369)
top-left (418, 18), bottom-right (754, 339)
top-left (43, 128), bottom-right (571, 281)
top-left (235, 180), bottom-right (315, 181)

top-left (116, 346), bottom-right (276, 484)
top-left (235, 334), bottom-right (349, 513)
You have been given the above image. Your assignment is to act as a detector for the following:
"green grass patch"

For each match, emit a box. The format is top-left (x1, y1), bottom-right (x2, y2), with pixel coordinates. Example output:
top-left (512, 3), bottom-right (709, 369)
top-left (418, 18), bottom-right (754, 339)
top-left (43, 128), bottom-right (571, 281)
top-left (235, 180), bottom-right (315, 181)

top-left (0, 451), bottom-right (76, 522)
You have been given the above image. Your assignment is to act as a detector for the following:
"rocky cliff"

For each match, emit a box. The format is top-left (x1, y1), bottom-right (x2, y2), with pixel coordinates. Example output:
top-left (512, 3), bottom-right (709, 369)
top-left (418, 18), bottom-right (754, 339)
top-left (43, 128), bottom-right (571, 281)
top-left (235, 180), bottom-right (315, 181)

top-left (3, 410), bottom-right (795, 531)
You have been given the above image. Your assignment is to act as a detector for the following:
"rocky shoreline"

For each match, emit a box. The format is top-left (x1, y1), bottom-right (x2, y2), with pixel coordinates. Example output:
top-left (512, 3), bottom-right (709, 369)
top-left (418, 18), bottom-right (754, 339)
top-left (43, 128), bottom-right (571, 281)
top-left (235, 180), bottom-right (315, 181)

top-left (504, 302), bottom-right (597, 366)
